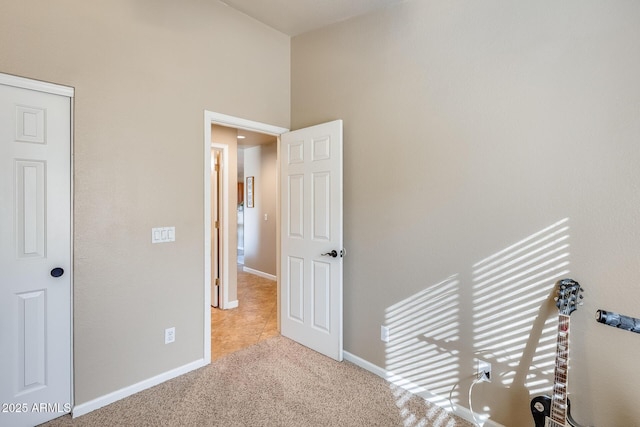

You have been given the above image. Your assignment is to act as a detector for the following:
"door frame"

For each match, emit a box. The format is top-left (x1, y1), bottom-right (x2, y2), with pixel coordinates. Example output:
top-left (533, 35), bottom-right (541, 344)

top-left (203, 110), bottom-right (288, 363)
top-left (0, 72), bottom-right (75, 409)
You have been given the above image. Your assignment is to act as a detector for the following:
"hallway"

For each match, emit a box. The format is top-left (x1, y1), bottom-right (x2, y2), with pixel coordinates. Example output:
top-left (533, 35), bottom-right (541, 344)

top-left (211, 266), bottom-right (278, 360)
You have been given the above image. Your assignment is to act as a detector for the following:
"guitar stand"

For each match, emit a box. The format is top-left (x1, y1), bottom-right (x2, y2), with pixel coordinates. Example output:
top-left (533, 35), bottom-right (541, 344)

top-left (595, 309), bottom-right (640, 334)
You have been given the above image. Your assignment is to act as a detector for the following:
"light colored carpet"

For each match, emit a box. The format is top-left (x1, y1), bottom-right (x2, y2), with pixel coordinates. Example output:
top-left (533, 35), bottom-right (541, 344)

top-left (42, 336), bottom-right (473, 426)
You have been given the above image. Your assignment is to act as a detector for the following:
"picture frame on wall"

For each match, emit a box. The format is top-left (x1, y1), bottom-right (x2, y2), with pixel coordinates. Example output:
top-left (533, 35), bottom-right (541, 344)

top-left (246, 176), bottom-right (254, 208)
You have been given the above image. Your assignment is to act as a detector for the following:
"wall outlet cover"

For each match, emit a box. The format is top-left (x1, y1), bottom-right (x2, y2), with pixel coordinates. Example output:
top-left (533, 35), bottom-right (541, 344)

top-left (165, 327), bottom-right (176, 344)
top-left (380, 325), bottom-right (390, 343)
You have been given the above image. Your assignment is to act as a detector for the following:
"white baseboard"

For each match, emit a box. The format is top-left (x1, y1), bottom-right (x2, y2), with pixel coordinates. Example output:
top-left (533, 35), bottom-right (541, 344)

top-left (72, 358), bottom-right (208, 418)
top-left (242, 266), bottom-right (276, 281)
top-left (224, 300), bottom-right (239, 309)
top-left (343, 350), bottom-right (505, 427)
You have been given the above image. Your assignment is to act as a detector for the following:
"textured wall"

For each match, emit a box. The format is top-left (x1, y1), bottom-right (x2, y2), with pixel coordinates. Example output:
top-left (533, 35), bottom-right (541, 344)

top-left (292, 1), bottom-right (640, 425)
top-left (0, 0), bottom-right (289, 405)
top-left (243, 143), bottom-right (278, 276)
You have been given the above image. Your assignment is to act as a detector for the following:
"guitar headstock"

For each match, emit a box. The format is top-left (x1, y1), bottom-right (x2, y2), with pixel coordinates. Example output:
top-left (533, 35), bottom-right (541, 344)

top-left (555, 278), bottom-right (584, 316)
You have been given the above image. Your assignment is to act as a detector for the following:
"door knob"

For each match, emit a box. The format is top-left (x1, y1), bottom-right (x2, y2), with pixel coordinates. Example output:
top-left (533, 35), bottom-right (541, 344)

top-left (50, 267), bottom-right (64, 278)
top-left (321, 250), bottom-right (338, 258)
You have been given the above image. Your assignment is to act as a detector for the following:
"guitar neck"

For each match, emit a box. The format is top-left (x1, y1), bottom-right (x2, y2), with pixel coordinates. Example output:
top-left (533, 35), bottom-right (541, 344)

top-left (532, 279), bottom-right (584, 427)
top-left (549, 314), bottom-right (570, 425)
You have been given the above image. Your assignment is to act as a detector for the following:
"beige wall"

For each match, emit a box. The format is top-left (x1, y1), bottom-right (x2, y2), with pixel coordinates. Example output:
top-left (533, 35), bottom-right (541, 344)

top-left (4, 0), bottom-right (640, 424)
top-left (292, 1), bottom-right (640, 426)
top-left (243, 143), bottom-right (278, 276)
top-left (0, 0), bottom-right (289, 405)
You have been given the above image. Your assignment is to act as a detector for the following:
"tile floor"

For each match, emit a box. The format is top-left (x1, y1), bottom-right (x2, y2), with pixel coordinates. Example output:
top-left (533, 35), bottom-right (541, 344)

top-left (211, 265), bottom-right (278, 360)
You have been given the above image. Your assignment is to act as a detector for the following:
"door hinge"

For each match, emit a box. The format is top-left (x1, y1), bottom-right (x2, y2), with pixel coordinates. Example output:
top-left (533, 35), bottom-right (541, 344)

top-left (215, 278), bottom-right (220, 286)
top-left (214, 220), bottom-right (219, 229)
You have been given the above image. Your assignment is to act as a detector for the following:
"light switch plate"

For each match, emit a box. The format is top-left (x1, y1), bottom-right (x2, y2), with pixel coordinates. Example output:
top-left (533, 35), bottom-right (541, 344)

top-left (152, 227), bottom-right (175, 243)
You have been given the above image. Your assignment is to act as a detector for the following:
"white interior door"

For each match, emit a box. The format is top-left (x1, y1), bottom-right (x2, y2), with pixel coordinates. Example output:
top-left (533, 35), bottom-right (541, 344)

top-left (211, 149), bottom-right (221, 308)
top-left (280, 120), bottom-right (343, 361)
top-left (0, 78), bottom-right (72, 426)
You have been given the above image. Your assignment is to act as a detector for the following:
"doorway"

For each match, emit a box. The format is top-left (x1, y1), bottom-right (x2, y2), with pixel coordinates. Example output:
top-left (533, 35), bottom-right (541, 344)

top-left (212, 127), bottom-right (279, 359)
top-left (203, 111), bottom-right (288, 364)
top-left (231, 129), bottom-right (280, 359)
top-left (204, 113), bottom-right (345, 363)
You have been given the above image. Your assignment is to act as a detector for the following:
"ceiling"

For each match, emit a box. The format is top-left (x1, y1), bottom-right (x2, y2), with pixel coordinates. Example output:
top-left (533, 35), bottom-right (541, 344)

top-left (236, 128), bottom-right (277, 148)
top-left (219, 0), bottom-right (406, 36)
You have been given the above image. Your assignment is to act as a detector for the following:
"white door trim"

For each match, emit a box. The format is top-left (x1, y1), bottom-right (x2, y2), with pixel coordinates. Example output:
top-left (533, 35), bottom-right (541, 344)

top-left (0, 73), bottom-right (74, 97)
top-left (0, 72), bottom-right (75, 415)
top-left (203, 110), bottom-right (288, 364)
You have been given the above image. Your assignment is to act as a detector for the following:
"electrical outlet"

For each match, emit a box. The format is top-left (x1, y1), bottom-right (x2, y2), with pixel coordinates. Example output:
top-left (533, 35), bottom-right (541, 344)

top-left (165, 327), bottom-right (175, 344)
top-left (380, 325), bottom-right (390, 342)
top-left (477, 359), bottom-right (491, 382)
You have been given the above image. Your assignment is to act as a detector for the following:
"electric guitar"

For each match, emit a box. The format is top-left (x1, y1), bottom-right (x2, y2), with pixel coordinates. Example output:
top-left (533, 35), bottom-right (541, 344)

top-left (530, 278), bottom-right (584, 427)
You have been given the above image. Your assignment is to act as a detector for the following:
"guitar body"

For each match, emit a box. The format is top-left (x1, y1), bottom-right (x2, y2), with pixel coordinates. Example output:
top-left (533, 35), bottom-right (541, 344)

top-left (531, 395), bottom-right (551, 427)
top-left (531, 395), bottom-right (579, 427)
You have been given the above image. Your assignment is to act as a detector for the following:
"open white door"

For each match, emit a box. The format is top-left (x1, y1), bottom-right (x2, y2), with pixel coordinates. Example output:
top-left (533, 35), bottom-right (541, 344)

top-left (280, 120), bottom-right (343, 361)
top-left (211, 148), bottom-right (222, 307)
top-left (0, 76), bottom-right (72, 426)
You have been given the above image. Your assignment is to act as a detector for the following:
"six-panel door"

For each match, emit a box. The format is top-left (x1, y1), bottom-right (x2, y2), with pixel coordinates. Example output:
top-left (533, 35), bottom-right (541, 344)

top-left (0, 81), bottom-right (72, 426)
top-left (280, 120), bottom-right (343, 361)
